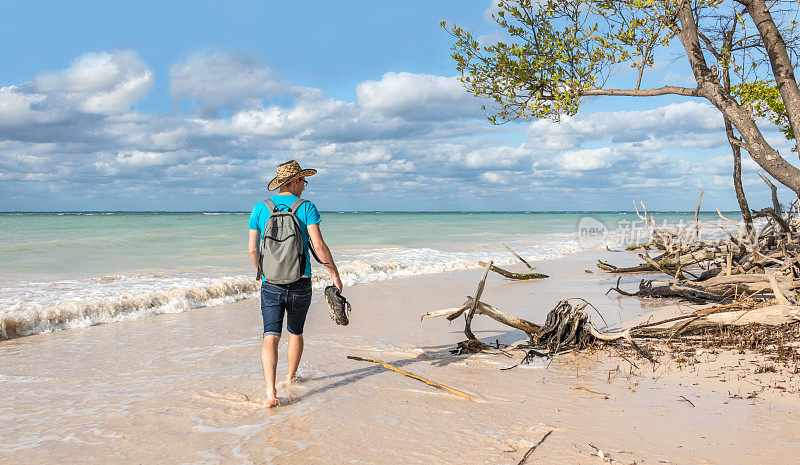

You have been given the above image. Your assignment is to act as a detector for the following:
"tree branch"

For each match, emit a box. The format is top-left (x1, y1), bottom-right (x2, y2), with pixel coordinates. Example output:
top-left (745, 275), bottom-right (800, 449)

top-left (581, 86), bottom-right (700, 97)
top-left (727, 135), bottom-right (749, 149)
top-left (697, 30), bottom-right (723, 61)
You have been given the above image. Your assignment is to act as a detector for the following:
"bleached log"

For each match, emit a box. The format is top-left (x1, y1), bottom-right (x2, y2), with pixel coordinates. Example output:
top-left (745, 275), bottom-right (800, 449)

top-left (421, 297), bottom-right (540, 335)
top-left (768, 273), bottom-right (793, 305)
top-left (701, 304), bottom-right (800, 326)
top-left (699, 273), bottom-right (793, 286)
top-left (420, 305), bottom-right (469, 320)
top-left (464, 261), bottom-right (492, 340)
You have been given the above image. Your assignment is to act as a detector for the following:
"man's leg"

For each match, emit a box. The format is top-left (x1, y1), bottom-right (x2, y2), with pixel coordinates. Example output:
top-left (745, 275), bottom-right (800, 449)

top-left (260, 281), bottom-right (286, 408)
top-left (285, 280), bottom-right (312, 385)
top-left (286, 333), bottom-right (304, 384)
top-left (261, 335), bottom-right (280, 406)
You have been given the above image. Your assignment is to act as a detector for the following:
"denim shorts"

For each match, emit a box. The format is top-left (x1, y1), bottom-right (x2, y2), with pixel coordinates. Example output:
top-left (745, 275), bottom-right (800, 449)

top-left (260, 278), bottom-right (312, 336)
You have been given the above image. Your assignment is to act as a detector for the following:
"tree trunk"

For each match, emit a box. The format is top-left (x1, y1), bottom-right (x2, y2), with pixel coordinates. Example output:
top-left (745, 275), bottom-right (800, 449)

top-left (742, 0), bottom-right (800, 155)
top-left (721, 36), bottom-right (754, 236)
top-left (731, 135), bottom-right (754, 235)
top-left (673, 2), bottom-right (800, 194)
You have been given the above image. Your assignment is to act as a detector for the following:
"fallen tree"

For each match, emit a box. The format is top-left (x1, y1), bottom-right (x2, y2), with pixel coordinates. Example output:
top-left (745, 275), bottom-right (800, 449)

top-left (596, 184), bottom-right (800, 306)
top-left (420, 189), bottom-right (800, 368)
top-left (423, 294), bottom-right (799, 363)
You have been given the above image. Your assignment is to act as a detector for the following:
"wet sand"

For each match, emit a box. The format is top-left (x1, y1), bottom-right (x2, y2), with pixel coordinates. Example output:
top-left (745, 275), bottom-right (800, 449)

top-left (2, 250), bottom-right (799, 464)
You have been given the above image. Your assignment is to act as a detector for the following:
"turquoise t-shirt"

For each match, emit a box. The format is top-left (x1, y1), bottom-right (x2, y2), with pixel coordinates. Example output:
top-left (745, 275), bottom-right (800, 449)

top-left (249, 194), bottom-right (322, 280)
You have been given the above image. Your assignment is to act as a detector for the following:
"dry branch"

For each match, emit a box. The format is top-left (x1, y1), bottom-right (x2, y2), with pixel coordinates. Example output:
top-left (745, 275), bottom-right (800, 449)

top-left (768, 273), bottom-right (793, 305)
top-left (596, 194), bottom-right (800, 309)
top-left (422, 297), bottom-right (541, 335)
top-left (425, 199), bottom-right (800, 364)
top-left (465, 261), bottom-right (492, 340)
top-left (347, 356), bottom-right (475, 401)
top-left (478, 261), bottom-right (549, 280)
top-left (503, 243), bottom-right (535, 271)
top-left (517, 430), bottom-right (553, 465)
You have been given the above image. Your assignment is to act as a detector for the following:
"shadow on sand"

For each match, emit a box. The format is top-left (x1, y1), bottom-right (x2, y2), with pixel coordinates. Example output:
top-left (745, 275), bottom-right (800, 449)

top-left (276, 329), bottom-right (526, 406)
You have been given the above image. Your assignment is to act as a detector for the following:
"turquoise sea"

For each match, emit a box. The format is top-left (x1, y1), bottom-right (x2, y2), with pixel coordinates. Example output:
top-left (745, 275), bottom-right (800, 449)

top-left (0, 211), bottom-right (736, 339)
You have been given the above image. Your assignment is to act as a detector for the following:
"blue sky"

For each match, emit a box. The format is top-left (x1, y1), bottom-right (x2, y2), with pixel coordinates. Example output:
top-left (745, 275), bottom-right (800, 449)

top-left (0, 0), bottom-right (796, 211)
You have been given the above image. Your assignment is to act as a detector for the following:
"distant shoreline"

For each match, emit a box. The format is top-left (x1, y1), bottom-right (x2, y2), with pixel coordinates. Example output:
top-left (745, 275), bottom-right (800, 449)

top-left (0, 210), bottom-right (743, 214)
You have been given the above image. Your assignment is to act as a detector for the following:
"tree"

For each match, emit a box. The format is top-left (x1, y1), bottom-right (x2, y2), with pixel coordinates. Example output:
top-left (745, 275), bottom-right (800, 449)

top-left (445, 0), bottom-right (800, 197)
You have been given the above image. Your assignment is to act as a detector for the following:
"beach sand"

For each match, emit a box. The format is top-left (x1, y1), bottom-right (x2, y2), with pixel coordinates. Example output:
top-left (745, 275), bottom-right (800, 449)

top-left (2, 250), bottom-right (799, 464)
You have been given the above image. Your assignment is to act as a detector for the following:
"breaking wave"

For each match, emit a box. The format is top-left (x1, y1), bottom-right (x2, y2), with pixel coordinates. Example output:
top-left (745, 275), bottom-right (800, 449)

top-left (0, 236), bottom-right (581, 340)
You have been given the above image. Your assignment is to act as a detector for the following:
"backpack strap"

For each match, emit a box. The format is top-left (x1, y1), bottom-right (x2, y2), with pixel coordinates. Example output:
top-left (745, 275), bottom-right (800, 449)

top-left (286, 197), bottom-right (329, 266)
top-left (263, 198), bottom-right (279, 213)
top-left (288, 197), bottom-right (306, 214)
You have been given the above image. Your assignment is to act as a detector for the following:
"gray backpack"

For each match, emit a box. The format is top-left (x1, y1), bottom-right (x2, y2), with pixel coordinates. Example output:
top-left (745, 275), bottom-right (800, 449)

top-left (257, 198), bottom-right (309, 284)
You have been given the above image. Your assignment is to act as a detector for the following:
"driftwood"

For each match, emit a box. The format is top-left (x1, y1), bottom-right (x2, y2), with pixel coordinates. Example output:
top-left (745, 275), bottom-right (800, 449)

top-left (517, 430), bottom-right (553, 465)
top-left (464, 261), bottom-right (492, 342)
top-left (424, 191), bottom-right (800, 363)
top-left (423, 261), bottom-right (799, 367)
top-left (478, 261), bottom-right (549, 280)
top-left (422, 297), bottom-right (541, 335)
top-left (347, 356), bottom-right (475, 401)
top-left (607, 278), bottom-right (729, 303)
top-left (428, 296), bottom-right (798, 362)
top-left (597, 190), bottom-right (800, 308)
top-left (503, 243), bottom-right (535, 271)
top-left (535, 300), bottom-right (593, 353)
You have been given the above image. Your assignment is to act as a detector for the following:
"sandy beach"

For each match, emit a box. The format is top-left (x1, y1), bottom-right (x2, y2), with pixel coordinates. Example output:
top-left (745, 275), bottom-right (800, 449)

top-left (7, 0), bottom-right (800, 463)
top-left (2, 250), bottom-right (799, 464)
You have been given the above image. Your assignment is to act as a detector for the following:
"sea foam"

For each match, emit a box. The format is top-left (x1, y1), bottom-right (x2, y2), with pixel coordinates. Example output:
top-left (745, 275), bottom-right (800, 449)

top-left (0, 235), bottom-right (581, 340)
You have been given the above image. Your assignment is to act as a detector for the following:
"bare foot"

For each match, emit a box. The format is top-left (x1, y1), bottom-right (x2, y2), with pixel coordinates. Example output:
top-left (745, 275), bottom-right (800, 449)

top-left (285, 375), bottom-right (299, 386)
top-left (266, 388), bottom-right (278, 408)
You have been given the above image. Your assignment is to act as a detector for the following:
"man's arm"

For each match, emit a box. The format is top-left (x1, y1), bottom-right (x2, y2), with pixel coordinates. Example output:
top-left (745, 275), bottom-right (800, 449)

top-left (307, 223), bottom-right (343, 292)
top-left (248, 229), bottom-right (260, 273)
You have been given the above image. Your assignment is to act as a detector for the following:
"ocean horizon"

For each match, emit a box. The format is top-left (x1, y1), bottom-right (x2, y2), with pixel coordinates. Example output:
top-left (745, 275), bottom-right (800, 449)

top-left (0, 209), bottom-right (743, 213)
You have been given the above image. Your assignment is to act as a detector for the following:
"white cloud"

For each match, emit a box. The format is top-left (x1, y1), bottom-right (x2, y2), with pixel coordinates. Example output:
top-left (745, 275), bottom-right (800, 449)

top-left (348, 147), bottom-right (392, 165)
top-left (114, 150), bottom-right (185, 167)
top-left (447, 144), bottom-right (530, 170)
top-left (480, 171), bottom-right (507, 184)
top-left (2, 50), bottom-right (788, 211)
top-left (378, 159), bottom-right (414, 172)
top-left (0, 86), bottom-right (53, 125)
top-left (35, 50), bottom-right (153, 114)
top-left (662, 69), bottom-right (697, 87)
top-left (483, 0), bottom-right (546, 21)
top-left (528, 101), bottom-right (725, 150)
top-left (706, 154), bottom-right (759, 176)
top-left (208, 94), bottom-right (352, 138)
top-left (558, 147), bottom-right (621, 171)
top-left (476, 32), bottom-right (505, 46)
top-left (356, 72), bottom-right (481, 121)
top-left (169, 52), bottom-right (287, 116)
top-left (483, 0), bottom-right (502, 20)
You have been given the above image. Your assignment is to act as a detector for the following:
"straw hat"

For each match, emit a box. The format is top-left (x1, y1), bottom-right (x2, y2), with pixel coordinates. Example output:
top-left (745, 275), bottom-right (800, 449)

top-left (268, 160), bottom-right (317, 191)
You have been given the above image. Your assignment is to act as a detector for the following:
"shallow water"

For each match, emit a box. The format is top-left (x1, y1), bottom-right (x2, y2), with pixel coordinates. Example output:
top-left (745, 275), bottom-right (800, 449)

top-left (0, 211), bottom-right (736, 340)
top-left (2, 251), bottom-right (798, 464)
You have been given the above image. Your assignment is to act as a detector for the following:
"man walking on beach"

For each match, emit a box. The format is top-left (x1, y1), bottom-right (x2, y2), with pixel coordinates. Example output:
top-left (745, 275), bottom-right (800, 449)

top-left (248, 160), bottom-right (343, 407)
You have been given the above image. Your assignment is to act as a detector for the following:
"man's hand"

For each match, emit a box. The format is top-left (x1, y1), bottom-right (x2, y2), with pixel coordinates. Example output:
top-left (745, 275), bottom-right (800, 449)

top-left (332, 274), bottom-right (343, 294)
